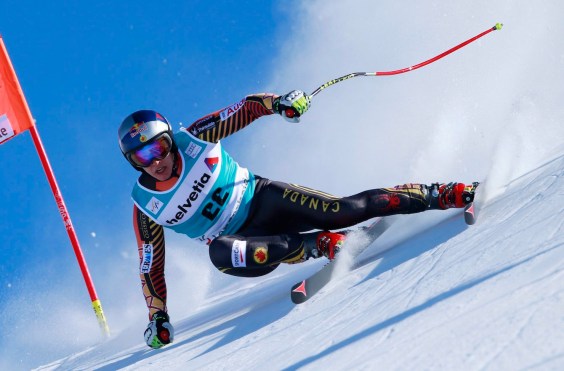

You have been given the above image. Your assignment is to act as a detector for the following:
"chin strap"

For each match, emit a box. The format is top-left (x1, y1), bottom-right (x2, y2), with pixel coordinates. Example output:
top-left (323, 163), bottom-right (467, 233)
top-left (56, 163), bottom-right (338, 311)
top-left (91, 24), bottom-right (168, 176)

top-left (170, 151), bottom-right (180, 178)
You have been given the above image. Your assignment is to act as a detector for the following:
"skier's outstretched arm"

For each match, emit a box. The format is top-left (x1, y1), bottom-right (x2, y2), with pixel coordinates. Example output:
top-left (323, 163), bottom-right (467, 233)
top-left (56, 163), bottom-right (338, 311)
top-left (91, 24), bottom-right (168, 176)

top-left (133, 205), bottom-right (174, 349)
top-left (134, 205), bottom-right (168, 317)
top-left (186, 90), bottom-right (311, 143)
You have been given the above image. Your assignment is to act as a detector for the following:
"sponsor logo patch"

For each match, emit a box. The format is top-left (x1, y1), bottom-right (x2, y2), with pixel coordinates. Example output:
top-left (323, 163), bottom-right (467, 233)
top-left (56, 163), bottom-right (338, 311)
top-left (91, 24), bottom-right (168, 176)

top-left (231, 240), bottom-right (247, 268)
top-left (205, 157), bottom-right (219, 172)
top-left (146, 197), bottom-right (164, 215)
top-left (193, 121), bottom-right (215, 134)
top-left (253, 246), bottom-right (268, 264)
top-left (219, 98), bottom-right (245, 121)
top-left (140, 244), bottom-right (154, 273)
top-left (185, 142), bottom-right (203, 159)
top-left (165, 173), bottom-right (211, 225)
top-left (0, 114), bottom-right (15, 144)
top-left (129, 122), bottom-right (148, 138)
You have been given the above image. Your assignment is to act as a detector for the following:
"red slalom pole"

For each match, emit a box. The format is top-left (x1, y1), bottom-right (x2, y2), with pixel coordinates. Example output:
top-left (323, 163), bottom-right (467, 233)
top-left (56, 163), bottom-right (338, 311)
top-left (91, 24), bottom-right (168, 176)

top-left (28, 123), bottom-right (111, 337)
top-left (0, 36), bottom-right (110, 338)
top-left (309, 23), bottom-right (503, 98)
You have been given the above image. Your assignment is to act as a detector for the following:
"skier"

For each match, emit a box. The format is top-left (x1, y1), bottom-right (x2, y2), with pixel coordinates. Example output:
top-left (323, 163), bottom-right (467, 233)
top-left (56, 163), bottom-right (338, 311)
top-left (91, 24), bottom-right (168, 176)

top-left (118, 90), bottom-right (477, 349)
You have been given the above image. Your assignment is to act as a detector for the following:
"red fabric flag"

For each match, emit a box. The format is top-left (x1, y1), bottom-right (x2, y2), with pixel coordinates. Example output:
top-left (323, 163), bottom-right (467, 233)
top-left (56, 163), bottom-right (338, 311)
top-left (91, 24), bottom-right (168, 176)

top-left (0, 36), bottom-right (34, 145)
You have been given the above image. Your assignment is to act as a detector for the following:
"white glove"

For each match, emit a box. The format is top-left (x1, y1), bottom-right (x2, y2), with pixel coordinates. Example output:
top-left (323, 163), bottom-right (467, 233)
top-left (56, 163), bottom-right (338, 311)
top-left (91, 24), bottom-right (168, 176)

top-left (144, 311), bottom-right (174, 349)
top-left (275, 90), bottom-right (311, 123)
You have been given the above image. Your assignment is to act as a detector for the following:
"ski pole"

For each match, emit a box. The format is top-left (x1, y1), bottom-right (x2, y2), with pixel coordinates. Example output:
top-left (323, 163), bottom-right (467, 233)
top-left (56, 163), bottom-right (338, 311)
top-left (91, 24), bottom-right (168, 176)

top-left (312, 23), bottom-right (503, 97)
top-left (283, 23), bottom-right (503, 119)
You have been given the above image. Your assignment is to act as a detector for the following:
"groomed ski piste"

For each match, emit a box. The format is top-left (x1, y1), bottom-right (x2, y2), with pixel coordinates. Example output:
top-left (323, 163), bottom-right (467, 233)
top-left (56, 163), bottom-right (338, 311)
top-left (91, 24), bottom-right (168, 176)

top-left (2, 2), bottom-right (564, 370)
top-left (36, 148), bottom-right (564, 370)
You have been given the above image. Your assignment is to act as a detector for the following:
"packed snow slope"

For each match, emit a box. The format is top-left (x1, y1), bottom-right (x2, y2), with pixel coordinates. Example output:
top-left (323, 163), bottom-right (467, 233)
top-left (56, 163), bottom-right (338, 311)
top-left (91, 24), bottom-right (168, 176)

top-left (40, 149), bottom-right (564, 370)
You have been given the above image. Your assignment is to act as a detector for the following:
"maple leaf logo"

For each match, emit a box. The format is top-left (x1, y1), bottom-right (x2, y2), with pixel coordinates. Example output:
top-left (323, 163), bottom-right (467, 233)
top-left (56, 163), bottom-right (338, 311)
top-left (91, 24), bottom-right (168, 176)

top-left (253, 247), bottom-right (268, 264)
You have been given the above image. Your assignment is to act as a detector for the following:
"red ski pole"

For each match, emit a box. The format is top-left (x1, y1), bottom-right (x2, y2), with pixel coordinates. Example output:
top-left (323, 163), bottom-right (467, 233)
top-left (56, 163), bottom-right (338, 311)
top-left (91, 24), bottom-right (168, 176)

top-left (310, 23), bottom-right (503, 98)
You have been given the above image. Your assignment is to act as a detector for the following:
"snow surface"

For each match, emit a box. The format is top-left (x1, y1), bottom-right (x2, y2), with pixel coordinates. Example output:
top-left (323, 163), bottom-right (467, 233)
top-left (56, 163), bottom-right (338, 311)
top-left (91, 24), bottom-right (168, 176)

top-left (36, 150), bottom-right (564, 370)
top-left (7, 1), bottom-right (564, 370)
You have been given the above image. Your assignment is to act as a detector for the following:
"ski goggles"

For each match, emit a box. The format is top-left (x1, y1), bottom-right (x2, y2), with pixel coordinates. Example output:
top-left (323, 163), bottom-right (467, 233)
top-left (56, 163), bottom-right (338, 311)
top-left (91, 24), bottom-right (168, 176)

top-left (126, 134), bottom-right (173, 167)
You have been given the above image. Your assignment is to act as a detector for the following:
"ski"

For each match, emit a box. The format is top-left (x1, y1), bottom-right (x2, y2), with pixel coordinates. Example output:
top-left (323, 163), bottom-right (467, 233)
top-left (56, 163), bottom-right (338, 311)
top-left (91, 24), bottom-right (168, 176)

top-left (464, 202), bottom-right (477, 225)
top-left (291, 182), bottom-right (481, 304)
top-left (291, 218), bottom-right (392, 304)
top-left (464, 182), bottom-right (481, 225)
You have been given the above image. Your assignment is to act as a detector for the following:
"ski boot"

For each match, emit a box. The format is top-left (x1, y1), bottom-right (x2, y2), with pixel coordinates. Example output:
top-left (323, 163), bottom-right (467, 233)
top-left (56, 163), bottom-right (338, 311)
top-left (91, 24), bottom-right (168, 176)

top-left (316, 231), bottom-right (346, 260)
top-left (302, 231), bottom-right (346, 260)
top-left (429, 182), bottom-right (479, 209)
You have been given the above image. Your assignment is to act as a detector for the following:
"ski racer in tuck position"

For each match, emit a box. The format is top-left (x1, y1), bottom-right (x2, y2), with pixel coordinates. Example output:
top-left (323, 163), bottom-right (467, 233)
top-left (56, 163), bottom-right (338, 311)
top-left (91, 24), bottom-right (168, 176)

top-left (117, 90), bottom-right (477, 349)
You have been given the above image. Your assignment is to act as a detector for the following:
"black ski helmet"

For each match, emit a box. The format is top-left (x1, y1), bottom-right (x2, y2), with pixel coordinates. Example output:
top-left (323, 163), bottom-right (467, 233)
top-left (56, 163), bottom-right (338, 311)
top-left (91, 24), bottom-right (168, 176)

top-left (118, 109), bottom-right (176, 169)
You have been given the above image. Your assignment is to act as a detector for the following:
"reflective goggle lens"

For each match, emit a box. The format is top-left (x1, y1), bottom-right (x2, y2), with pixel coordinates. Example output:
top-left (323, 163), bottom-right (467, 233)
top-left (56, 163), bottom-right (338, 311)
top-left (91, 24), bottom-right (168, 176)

top-left (128, 136), bottom-right (172, 167)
